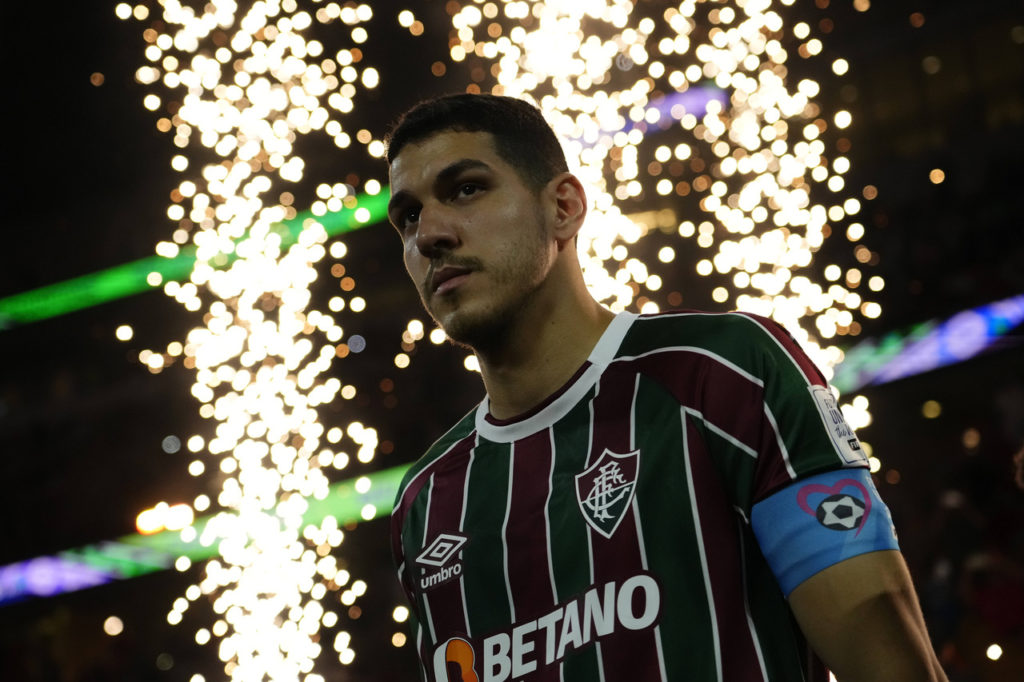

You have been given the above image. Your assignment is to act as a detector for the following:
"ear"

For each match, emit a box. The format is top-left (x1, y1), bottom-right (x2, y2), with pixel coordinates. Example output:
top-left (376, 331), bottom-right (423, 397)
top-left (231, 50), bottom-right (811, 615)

top-left (549, 172), bottom-right (587, 249)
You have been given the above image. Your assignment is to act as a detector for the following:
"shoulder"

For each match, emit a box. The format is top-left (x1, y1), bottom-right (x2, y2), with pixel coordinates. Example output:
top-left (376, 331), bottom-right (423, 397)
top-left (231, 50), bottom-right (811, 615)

top-left (619, 309), bottom-right (819, 377)
top-left (393, 405), bottom-right (479, 510)
top-left (621, 308), bottom-right (780, 348)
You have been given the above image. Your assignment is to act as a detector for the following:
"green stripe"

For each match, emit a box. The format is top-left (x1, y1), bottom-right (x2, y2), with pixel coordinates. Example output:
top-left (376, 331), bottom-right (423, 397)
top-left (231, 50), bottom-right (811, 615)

top-left (624, 315), bottom-right (822, 678)
top-left (549, 396), bottom-right (602, 680)
top-left (622, 313), bottom-right (849, 478)
top-left (633, 379), bottom-right (717, 680)
top-left (462, 439), bottom-right (513, 636)
top-left (698, 418), bottom-right (759, 513)
top-left (404, 470), bottom-right (435, 642)
top-left (395, 409), bottom-right (478, 510)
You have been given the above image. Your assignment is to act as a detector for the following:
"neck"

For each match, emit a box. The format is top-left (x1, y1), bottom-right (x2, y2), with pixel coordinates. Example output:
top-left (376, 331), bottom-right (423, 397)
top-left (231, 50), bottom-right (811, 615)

top-left (476, 273), bottom-right (614, 420)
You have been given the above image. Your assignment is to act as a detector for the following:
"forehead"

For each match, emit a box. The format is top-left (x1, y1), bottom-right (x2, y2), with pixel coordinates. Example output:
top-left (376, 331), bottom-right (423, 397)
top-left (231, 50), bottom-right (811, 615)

top-left (389, 130), bottom-right (503, 191)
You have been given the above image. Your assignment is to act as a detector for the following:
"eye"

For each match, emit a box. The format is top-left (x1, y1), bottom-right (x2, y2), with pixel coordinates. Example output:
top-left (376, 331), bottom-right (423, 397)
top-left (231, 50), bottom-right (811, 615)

top-left (454, 182), bottom-right (481, 199)
top-left (401, 207), bottom-right (420, 230)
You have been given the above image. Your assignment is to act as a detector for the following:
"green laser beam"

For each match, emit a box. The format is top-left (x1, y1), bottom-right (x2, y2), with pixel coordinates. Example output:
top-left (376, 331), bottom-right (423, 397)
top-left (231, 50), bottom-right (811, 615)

top-left (0, 192), bottom-right (389, 329)
top-left (0, 463), bottom-right (410, 605)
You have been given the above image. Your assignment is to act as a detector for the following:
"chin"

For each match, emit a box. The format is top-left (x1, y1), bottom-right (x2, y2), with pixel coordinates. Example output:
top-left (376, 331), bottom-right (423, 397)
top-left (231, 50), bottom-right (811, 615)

top-left (433, 302), bottom-right (512, 352)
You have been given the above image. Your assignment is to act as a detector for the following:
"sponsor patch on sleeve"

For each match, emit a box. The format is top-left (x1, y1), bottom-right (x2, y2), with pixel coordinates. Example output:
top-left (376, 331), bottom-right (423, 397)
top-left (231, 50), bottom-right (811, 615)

top-left (808, 385), bottom-right (866, 465)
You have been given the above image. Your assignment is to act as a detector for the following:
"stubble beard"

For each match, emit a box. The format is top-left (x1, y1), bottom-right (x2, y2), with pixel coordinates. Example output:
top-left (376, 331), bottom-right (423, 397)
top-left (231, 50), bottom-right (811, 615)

top-left (435, 270), bottom-right (545, 354)
top-left (426, 214), bottom-right (550, 354)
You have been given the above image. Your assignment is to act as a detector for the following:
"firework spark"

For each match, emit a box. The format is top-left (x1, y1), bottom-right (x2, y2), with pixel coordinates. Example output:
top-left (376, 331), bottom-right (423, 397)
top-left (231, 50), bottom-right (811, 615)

top-left (118, 0), bottom-right (388, 678)
top-left (118, 0), bottom-right (883, 677)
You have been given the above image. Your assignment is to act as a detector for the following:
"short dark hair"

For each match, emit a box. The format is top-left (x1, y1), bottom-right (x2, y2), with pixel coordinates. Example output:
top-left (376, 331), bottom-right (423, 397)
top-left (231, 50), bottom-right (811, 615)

top-left (385, 93), bottom-right (569, 191)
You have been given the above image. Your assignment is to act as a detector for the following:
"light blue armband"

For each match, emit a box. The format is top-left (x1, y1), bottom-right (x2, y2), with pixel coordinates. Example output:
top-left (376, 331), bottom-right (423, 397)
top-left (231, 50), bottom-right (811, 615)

top-left (750, 467), bottom-right (899, 597)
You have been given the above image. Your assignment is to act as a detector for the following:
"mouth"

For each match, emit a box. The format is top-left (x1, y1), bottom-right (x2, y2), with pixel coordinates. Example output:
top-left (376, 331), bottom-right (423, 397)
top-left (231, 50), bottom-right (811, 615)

top-left (429, 265), bottom-right (473, 296)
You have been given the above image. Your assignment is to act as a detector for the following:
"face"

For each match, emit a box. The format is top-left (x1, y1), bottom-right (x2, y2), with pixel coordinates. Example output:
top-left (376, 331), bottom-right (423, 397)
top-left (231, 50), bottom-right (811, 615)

top-left (388, 131), bottom-right (555, 350)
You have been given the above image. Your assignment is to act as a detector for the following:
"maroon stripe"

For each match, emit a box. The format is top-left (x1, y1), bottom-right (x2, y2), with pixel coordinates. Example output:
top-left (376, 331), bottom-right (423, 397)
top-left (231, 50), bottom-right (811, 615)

top-left (685, 420), bottom-right (766, 680)
top-left (389, 511), bottom-right (416, 606)
top-left (418, 628), bottom-right (430, 680)
top-left (738, 313), bottom-right (827, 386)
top-left (631, 350), bottom-right (763, 449)
top-left (391, 434), bottom-right (477, 575)
top-left (419, 438), bottom-right (475, 638)
top-left (589, 365), bottom-right (662, 680)
top-left (752, 406), bottom-right (802, 501)
top-left (629, 350), bottom-right (795, 500)
top-left (734, 315), bottom-right (843, 496)
top-left (504, 430), bottom-right (560, 682)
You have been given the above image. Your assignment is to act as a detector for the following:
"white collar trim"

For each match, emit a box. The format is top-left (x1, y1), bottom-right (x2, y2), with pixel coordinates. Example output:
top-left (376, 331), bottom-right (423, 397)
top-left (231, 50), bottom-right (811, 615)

top-left (474, 311), bottom-right (637, 443)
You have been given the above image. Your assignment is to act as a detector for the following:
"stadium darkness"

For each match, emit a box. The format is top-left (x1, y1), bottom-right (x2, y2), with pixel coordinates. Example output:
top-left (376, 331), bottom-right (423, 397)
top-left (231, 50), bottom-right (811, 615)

top-left (1, 1), bottom-right (1023, 680)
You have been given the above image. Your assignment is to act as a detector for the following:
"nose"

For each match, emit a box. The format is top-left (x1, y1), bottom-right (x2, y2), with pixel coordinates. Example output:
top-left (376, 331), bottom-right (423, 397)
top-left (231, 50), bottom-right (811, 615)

top-left (414, 203), bottom-right (460, 258)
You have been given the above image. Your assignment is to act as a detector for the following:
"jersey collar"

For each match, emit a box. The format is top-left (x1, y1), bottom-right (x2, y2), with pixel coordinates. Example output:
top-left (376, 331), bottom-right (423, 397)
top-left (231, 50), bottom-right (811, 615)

top-left (475, 311), bottom-right (637, 443)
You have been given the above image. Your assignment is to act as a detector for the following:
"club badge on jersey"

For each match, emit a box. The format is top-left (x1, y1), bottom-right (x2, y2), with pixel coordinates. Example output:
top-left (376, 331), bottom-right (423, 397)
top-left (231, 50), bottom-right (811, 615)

top-left (574, 448), bottom-right (640, 539)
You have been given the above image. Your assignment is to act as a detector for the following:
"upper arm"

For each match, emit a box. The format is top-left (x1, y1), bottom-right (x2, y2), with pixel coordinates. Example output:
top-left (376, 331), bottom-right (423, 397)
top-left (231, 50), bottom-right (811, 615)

top-left (788, 550), bottom-right (947, 682)
top-left (749, 467), bottom-right (946, 680)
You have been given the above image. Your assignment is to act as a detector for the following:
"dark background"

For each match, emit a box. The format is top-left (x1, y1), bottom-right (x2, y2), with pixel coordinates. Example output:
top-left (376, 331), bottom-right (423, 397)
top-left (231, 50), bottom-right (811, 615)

top-left (1, 1), bottom-right (1023, 680)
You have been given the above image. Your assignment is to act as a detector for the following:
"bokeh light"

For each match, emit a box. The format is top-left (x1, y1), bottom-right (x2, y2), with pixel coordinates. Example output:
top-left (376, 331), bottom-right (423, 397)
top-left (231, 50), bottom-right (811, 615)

top-left (119, 0), bottom-right (884, 678)
top-left (392, 0), bottom-right (882, 389)
top-left (121, 1), bottom-right (384, 679)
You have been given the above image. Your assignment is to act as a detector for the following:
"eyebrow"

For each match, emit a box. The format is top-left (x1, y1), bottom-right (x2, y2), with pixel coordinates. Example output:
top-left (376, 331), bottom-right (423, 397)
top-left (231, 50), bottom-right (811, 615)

top-left (387, 158), bottom-right (494, 224)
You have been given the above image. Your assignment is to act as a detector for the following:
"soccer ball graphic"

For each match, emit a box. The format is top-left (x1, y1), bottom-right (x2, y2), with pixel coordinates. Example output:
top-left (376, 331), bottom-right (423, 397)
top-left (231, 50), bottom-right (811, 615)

top-left (816, 493), bottom-right (866, 531)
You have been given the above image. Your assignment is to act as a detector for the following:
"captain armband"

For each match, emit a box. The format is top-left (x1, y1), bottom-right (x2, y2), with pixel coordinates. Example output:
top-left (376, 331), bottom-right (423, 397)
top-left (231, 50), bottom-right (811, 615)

top-left (750, 467), bottom-right (900, 597)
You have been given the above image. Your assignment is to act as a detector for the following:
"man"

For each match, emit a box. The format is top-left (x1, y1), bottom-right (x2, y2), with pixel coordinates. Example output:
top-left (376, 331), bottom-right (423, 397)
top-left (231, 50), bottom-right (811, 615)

top-left (386, 94), bottom-right (946, 681)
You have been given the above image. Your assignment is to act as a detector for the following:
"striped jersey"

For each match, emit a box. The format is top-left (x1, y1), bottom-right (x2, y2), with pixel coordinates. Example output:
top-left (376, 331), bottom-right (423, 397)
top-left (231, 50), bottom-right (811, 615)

top-left (391, 310), bottom-right (869, 681)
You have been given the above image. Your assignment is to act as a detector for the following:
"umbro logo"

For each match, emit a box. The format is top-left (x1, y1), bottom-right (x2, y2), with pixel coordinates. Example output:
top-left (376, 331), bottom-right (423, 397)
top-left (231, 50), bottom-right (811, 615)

top-left (416, 532), bottom-right (468, 591)
top-left (416, 532), bottom-right (467, 567)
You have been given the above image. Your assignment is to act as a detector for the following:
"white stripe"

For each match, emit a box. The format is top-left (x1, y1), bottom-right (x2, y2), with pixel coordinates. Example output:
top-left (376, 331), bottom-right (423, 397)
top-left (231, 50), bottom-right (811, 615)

top-left (391, 432), bottom-right (468, 648)
top-left (421, 474), bottom-right (437, 644)
top-left (682, 406), bottom-right (759, 459)
top-left (737, 519), bottom-right (770, 681)
top-left (591, 310), bottom-right (638, 364)
top-left (630, 375), bottom-right (668, 681)
top-left (590, 518), bottom-right (604, 682)
top-left (682, 411), bottom-right (723, 682)
top-left (544, 428), bottom-right (565, 682)
top-left (502, 445), bottom-right (516, 622)
top-left (630, 501), bottom-right (667, 681)
top-left (763, 403), bottom-right (798, 479)
top-left (745, 314), bottom-right (844, 479)
top-left (718, 311), bottom-right (811, 480)
top-left (630, 374), bottom-right (640, 450)
top-left (545, 428), bottom-right (559, 603)
top-left (416, 625), bottom-right (423, 672)
top-left (457, 438), bottom-right (478, 637)
top-left (587, 384), bottom-right (598, 467)
top-left (586, 395), bottom-right (605, 682)
top-left (613, 344), bottom-right (765, 388)
top-left (642, 308), bottom-right (807, 376)
top-left (636, 309), bottom-right (815, 387)
top-left (391, 434), bottom-right (468, 521)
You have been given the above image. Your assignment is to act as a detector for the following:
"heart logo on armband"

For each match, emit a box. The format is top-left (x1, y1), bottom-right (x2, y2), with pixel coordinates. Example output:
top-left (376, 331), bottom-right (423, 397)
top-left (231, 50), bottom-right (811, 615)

top-left (796, 478), bottom-right (872, 536)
